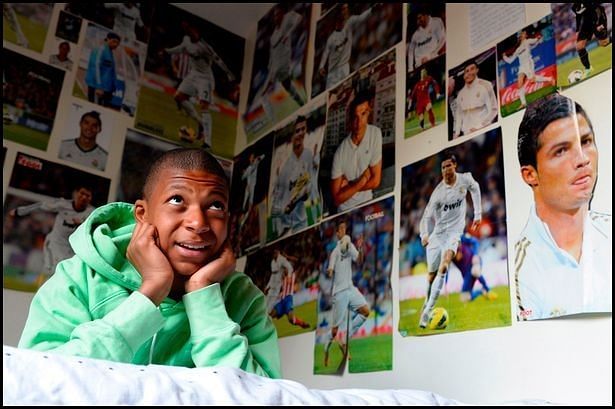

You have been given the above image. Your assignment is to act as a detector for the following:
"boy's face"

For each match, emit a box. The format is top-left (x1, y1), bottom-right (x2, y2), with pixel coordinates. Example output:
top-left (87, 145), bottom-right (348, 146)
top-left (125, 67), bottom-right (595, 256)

top-left (135, 167), bottom-right (229, 277)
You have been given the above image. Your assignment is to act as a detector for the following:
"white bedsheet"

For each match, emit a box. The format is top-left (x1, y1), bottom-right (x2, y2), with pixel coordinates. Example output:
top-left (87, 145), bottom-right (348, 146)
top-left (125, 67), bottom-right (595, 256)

top-left (3, 345), bottom-right (552, 405)
top-left (3, 345), bottom-right (458, 405)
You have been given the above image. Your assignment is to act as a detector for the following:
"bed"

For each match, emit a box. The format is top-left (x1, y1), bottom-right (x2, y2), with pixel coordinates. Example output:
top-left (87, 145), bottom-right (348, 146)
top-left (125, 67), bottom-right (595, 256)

top-left (3, 345), bottom-right (550, 405)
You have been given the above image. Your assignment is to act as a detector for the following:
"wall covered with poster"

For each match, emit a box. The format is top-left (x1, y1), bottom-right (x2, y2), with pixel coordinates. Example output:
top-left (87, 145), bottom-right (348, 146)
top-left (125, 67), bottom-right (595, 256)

top-left (3, 2), bottom-right (612, 405)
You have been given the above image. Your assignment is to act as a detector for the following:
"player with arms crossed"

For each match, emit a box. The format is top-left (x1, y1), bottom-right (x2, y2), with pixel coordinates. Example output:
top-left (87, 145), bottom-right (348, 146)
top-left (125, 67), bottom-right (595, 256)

top-left (330, 91), bottom-right (382, 213)
top-left (164, 21), bottom-right (236, 150)
top-left (502, 29), bottom-right (555, 108)
top-left (418, 152), bottom-right (482, 328)
top-left (323, 219), bottom-right (369, 366)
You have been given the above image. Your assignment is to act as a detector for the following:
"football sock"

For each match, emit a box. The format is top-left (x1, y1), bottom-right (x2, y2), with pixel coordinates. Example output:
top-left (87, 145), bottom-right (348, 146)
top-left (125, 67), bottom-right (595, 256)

top-left (471, 289), bottom-right (483, 301)
top-left (578, 48), bottom-right (590, 69)
top-left (424, 273), bottom-right (445, 314)
top-left (180, 100), bottom-right (200, 124)
top-left (428, 110), bottom-right (435, 127)
top-left (200, 111), bottom-right (212, 147)
top-left (478, 276), bottom-right (489, 292)
top-left (534, 74), bottom-right (551, 84)
top-left (421, 277), bottom-right (434, 313)
top-left (519, 86), bottom-right (527, 106)
top-left (349, 313), bottom-right (367, 338)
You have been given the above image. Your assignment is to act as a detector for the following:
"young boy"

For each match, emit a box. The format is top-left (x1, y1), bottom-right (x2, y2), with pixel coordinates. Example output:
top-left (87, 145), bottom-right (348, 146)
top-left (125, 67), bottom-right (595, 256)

top-left (18, 148), bottom-right (281, 378)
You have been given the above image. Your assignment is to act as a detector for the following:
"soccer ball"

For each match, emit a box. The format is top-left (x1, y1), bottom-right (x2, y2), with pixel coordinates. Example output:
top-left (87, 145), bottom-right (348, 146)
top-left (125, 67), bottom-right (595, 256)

top-left (178, 126), bottom-right (197, 142)
top-left (567, 69), bottom-right (583, 85)
top-left (427, 307), bottom-right (449, 330)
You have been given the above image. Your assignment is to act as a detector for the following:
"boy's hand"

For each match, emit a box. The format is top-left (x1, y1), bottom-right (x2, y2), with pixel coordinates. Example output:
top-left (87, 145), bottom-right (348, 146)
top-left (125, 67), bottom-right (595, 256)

top-left (127, 221), bottom-right (174, 306)
top-left (185, 240), bottom-right (236, 293)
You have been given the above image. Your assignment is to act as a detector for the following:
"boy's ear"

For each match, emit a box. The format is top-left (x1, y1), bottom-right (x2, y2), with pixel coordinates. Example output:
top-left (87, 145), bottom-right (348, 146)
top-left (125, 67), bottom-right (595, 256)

top-left (521, 165), bottom-right (538, 188)
top-left (134, 199), bottom-right (147, 223)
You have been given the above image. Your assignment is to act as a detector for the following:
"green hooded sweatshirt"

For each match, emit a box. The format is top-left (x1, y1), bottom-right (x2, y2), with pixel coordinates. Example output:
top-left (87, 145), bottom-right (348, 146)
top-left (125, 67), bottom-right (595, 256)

top-left (18, 202), bottom-right (281, 379)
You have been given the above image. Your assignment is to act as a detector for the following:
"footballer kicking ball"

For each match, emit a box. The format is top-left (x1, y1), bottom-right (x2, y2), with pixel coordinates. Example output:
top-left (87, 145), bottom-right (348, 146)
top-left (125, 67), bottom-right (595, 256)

top-left (567, 69), bottom-right (583, 85)
top-left (428, 307), bottom-right (449, 330)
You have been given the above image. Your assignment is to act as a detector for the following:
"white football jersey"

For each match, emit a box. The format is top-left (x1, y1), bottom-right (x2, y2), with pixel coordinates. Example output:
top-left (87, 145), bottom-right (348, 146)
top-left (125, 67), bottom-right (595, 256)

top-left (49, 54), bottom-right (73, 71)
top-left (16, 198), bottom-right (95, 244)
top-left (515, 207), bottom-right (612, 320)
top-left (419, 172), bottom-right (482, 240)
top-left (59, 139), bottom-right (108, 171)
top-left (105, 3), bottom-right (144, 42)
top-left (504, 37), bottom-right (540, 76)
top-left (269, 11), bottom-right (302, 73)
top-left (320, 7), bottom-right (371, 71)
top-left (329, 239), bottom-right (359, 294)
top-left (407, 16), bottom-right (445, 70)
top-left (454, 78), bottom-right (498, 136)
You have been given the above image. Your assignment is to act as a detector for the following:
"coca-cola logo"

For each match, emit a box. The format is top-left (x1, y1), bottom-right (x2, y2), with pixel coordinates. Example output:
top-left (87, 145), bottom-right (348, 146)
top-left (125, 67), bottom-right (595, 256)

top-left (17, 154), bottom-right (43, 171)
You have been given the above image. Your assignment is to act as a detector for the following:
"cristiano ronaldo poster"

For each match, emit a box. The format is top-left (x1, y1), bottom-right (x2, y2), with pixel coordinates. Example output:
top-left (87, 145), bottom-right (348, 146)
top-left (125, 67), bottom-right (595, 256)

top-left (398, 128), bottom-right (511, 336)
top-left (3, 153), bottom-right (110, 292)
top-left (314, 196), bottom-right (394, 374)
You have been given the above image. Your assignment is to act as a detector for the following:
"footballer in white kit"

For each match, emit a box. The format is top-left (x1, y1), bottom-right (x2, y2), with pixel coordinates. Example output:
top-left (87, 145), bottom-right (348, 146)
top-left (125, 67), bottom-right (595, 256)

top-left (166, 23), bottom-right (235, 148)
top-left (11, 189), bottom-right (95, 277)
top-left (502, 30), bottom-right (554, 107)
top-left (407, 12), bottom-right (445, 71)
top-left (241, 153), bottom-right (265, 213)
top-left (319, 5), bottom-right (372, 90)
top-left (420, 171), bottom-right (482, 273)
top-left (104, 3), bottom-right (144, 43)
top-left (453, 76), bottom-right (498, 137)
top-left (418, 154), bottom-right (481, 328)
top-left (323, 219), bottom-right (369, 366)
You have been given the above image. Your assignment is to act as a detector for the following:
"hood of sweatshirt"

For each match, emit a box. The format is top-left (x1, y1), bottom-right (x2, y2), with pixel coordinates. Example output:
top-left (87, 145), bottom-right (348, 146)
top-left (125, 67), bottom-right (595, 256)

top-left (69, 202), bottom-right (142, 291)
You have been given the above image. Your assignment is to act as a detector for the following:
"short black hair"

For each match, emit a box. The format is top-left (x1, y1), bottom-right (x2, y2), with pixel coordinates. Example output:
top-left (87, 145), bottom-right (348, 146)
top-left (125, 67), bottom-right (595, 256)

top-left (80, 111), bottom-right (102, 128)
top-left (348, 90), bottom-right (372, 119)
top-left (295, 115), bottom-right (307, 126)
top-left (106, 32), bottom-right (120, 41)
top-left (336, 217), bottom-right (347, 228)
top-left (518, 93), bottom-right (594, 168)
top-left (465, 59), bottom-right (478, 70)
top-left (143, 148), bottom-right (229, 199)
top-left (441, 150), bottom-right (457, 165)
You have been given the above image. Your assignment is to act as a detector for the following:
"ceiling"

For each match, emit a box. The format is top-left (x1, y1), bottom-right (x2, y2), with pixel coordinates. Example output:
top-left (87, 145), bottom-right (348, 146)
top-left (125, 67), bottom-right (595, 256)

top-left (173, 3), bottom-right (276, 38)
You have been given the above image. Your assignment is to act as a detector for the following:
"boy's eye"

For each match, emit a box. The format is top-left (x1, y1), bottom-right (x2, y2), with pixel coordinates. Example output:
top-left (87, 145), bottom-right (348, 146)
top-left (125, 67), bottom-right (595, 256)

top-left (210, 201), bottom-right (226, 211)
top-left (169, 195), bottom-right (183, 205)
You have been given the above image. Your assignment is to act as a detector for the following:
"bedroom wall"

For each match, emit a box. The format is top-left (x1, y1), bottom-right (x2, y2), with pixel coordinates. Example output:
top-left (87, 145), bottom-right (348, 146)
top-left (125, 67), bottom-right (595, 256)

top-left (3, 3), bottom-right (612, 405)
top-left (234, 3), bottom-right (612, 405)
